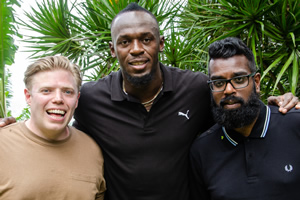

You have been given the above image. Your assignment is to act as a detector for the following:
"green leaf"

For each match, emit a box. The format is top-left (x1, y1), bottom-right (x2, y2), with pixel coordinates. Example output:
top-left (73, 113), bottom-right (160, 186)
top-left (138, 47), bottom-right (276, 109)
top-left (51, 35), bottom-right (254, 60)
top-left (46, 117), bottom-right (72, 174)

top-left (272, 52), bottom-right (294, 94)
top-left (291, 51), bottom-right (299, 94)
top-left (261, 54), bottom-right (286, 80)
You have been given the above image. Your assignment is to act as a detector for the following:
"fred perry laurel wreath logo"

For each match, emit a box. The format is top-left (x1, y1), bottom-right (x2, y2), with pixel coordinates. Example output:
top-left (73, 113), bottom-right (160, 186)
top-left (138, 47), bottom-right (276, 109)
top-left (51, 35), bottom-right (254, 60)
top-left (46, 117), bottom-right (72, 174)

top-left (285, 164), bottom-right (293, 172)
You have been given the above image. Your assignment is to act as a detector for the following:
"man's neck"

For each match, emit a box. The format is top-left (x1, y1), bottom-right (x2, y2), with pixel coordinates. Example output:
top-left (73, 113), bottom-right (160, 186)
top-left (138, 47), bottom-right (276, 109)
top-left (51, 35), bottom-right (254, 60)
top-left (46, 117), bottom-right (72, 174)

top-left (25, 120), bottom-right (70, 141)
top-left (234, 115), bottom-right (259, 137)
top-left (123, 67), bottom-right (163, 103)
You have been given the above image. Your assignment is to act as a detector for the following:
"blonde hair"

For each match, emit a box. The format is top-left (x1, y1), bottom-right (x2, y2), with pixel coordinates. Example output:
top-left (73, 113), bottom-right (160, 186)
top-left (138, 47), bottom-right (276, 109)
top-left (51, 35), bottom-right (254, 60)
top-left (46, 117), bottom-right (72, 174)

top-left (24, 56), bottom-right (82, 90)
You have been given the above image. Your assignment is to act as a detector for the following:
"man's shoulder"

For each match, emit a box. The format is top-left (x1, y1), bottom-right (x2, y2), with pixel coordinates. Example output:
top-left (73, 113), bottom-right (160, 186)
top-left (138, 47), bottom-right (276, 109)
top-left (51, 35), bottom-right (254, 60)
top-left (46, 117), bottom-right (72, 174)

top-left (190, 123), bottom-right (222, 155)
top-left (0, 122), bottom-right (22, 135)
top-left (0, 122), bottom-right (24, 148)
top-left (70, 127), bottom-right (101, 151)
top-left (268, 105), bottom-right (300, 127)
top-left (193, 124), bottom-right (221, 144)
top-left (161, 64), bottom-right (209, 92)
top-left (81, 71), bottom-right (118, 92)
top-left (269, 105), bottom-right (300, 114)
top-left (163, 64), bottom-right (208, 78)
top-left (71, 127), bottom-right (95, 142)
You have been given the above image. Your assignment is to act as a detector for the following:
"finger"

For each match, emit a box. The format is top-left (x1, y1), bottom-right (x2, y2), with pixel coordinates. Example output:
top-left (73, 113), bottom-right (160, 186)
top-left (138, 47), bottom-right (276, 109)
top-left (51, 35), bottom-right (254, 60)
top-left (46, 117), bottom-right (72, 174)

top-left (296, 102), bottom-right (300, 109)
top-left (280, 95), bottom-right (298, 114)
top-left (267, 96), bottom-right (281, 106)
top-left (278, 92), bottom-right (294, 108)
top-left (0, 117), bottom-right (17, 127)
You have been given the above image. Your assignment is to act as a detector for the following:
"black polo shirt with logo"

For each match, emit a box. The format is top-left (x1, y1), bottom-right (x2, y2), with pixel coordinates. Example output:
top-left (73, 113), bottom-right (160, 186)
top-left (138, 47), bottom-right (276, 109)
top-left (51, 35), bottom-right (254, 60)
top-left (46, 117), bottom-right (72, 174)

top-left (190, 101), bottom-right (300, 200)
top-left (73, 63), bottom-right (214, 200)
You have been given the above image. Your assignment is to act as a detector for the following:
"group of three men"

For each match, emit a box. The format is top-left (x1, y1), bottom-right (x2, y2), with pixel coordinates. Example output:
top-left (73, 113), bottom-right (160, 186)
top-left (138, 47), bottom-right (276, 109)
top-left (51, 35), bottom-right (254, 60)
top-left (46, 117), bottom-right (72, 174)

top-left (1, 2), bottom-right (299, 200)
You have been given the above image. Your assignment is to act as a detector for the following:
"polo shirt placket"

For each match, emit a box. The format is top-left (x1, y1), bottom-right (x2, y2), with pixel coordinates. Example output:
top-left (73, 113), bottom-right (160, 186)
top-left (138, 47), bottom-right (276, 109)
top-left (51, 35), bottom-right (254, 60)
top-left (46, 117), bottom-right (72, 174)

top-left (222, 104), bottom-right (271, 181)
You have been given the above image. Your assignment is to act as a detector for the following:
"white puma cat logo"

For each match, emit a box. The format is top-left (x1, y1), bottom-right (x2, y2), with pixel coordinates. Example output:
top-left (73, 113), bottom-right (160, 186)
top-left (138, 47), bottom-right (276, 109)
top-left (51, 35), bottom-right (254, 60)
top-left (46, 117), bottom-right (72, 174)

top-left (178, 110), bottom-right (190, 120)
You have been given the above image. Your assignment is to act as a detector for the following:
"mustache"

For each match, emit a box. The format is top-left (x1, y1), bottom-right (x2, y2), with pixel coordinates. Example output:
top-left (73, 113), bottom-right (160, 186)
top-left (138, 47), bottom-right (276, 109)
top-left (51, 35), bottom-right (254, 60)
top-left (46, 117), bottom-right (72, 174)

top-left (219, 95), bottom-right (245, 107)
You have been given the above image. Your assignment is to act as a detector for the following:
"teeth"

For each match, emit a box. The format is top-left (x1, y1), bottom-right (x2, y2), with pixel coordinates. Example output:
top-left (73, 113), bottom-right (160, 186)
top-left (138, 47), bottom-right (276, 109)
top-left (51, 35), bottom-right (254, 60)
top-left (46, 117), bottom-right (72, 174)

top-left (47, 109), bottom-right (66, 115)
top-left (226, 101), bottom-right (237, 105)
top-left (131, 62), bottom-right (145, 65)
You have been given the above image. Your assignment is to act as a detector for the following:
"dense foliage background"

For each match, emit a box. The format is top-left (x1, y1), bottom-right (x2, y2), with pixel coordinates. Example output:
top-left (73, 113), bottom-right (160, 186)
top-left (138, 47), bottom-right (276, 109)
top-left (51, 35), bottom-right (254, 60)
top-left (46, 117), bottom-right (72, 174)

top-left (1, 0), bottom-right (299, 117)
top-left (0, 0), bottom-right (21, 118)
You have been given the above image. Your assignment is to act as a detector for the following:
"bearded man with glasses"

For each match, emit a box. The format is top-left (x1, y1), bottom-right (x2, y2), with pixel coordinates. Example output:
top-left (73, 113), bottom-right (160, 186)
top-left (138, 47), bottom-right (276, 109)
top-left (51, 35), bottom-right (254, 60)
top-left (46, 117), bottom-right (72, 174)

top-left (190, 37), bottom-right (300, 200)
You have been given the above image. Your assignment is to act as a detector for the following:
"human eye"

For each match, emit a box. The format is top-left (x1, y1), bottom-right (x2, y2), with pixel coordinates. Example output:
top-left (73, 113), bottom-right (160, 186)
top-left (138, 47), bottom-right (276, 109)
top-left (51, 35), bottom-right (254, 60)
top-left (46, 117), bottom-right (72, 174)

top-left (233, 76), bottom-right (246, 84)
top-left (41, 88), bottom-right (51, 94)
top-left (213, 80), bottom-right (225, 88)
top-left (118, 39), bottom-right (129, 46)
top-left (64, 89), bottom-right (74, 95)
top-left (143, 37), bottom-right (151, 43)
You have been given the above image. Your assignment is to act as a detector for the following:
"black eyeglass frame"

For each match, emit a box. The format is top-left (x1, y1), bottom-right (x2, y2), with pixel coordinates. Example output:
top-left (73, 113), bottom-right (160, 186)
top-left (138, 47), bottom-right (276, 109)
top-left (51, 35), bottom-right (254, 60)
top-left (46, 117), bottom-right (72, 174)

top-left (207, 72), bottom-right (257, 92)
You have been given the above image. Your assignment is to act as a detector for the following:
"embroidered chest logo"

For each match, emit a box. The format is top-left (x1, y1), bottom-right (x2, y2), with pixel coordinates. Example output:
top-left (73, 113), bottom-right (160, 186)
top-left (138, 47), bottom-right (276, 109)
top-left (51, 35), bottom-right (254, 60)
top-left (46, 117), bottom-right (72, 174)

top-left (178, 110), bottom-right (190, 120)
top-left (285, 164), bottom-right (293, 172)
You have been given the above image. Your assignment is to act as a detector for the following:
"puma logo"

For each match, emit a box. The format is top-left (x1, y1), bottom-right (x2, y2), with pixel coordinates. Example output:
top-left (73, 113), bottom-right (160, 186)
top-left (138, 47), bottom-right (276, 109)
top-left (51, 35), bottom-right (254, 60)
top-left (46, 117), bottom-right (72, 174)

top-left (178, 110), bottom-right (190, 120)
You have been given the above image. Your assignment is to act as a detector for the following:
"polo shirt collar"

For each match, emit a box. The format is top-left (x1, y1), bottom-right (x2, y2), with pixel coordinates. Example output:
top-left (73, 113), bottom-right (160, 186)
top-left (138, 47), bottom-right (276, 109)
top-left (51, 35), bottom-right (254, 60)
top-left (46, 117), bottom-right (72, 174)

top-left (111, 70), bottom-right (125, 101)
top-left (160, 62), bottom-right (173, 92)
top-left (222, 101), bottom-right (271, 146)
top-left (110, 63), bottom-right (174, 101)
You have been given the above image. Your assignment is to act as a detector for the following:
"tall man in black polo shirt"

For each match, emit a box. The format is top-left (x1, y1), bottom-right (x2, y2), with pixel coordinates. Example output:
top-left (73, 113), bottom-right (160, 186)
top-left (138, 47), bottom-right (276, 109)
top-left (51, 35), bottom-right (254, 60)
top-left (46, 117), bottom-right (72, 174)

top-left (190, 37), bottom-right (300, 200)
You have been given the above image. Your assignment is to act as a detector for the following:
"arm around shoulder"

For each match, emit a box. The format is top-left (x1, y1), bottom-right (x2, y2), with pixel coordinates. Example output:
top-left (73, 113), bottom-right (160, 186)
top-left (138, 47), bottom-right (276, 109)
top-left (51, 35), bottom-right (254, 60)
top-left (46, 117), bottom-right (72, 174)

top-left (0, 117), bottom-right (17, 127)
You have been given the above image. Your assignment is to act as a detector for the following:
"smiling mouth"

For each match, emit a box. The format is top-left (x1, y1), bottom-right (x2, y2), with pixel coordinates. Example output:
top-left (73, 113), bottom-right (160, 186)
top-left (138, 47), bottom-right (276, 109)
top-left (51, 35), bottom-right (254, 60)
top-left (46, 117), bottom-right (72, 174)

top-left (129, 60), bottom-right (148, 66)
top-left (47, 109), bottom-right (66, 117)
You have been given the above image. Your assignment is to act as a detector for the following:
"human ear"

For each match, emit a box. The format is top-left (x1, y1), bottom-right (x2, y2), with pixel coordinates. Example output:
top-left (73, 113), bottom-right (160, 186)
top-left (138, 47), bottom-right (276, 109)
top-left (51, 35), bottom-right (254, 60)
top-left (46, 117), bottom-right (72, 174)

top-left (254, 73), bottom-right (261, 93)
top-left (109, 41), bottom-right (116, 58)
top-left (24, 88), bottom-right (32, 106)
top-left (159, 36), bottom-right (165, 52)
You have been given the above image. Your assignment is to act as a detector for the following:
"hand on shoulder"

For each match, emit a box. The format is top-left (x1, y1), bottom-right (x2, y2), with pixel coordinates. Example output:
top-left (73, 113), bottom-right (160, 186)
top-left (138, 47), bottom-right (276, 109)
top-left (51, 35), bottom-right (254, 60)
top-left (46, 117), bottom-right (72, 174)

top-left (0, 117), bottom-right (17, 127)
top-left (267, 92), bottom-right (300, 114)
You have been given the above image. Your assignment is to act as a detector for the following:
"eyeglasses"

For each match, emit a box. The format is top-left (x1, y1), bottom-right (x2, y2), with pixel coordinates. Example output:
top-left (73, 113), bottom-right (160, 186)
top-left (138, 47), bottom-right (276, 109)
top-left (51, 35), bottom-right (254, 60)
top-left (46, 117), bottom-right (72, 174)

top-left (207, 72), bottom-right (256, 92)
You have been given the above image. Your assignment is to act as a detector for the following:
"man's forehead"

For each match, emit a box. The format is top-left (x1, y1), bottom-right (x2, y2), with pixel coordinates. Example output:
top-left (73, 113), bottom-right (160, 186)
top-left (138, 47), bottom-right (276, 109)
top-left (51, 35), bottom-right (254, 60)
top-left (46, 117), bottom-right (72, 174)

top-left (209, 56), bottom-right (250, 77)
top-left (112, 11), bottom-right (157, 29)
top-left (111, 11), bottom-right (159, 42)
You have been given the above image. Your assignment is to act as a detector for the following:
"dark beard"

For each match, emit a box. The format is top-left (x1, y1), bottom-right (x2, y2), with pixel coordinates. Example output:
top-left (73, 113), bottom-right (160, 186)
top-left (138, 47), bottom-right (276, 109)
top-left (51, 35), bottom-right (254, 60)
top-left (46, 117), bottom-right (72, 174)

top-left (211, 90), bottom-right (261, 129)
top-left (124, 72), bottom-right (153, 87)
top-left (122, 66), bottom-right (157, 87)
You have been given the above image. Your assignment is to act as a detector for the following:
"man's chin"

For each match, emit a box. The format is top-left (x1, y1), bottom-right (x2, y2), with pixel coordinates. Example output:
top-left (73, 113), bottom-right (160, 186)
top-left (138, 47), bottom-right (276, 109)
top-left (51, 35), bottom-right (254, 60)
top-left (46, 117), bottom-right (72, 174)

top-left (212, 91), bottom-right (261, 129)
top-left (125, 72), bottom-right (153, 87)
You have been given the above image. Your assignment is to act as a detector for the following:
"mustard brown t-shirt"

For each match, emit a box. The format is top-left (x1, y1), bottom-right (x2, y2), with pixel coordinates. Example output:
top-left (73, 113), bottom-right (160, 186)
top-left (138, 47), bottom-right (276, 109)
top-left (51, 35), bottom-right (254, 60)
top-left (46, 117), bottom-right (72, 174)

top-left (0, 122), bottom-right (106, 200)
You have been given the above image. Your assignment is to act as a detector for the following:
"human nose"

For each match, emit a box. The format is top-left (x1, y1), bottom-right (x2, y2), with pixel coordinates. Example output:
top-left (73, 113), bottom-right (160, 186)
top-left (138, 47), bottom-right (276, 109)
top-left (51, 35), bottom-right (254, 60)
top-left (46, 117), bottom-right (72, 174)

top-left (52, 90), bottom-right (64, 104)
top-left (223, 80), bottom-right (236, 94)
top-left (130, 40), bottom-right (144, 55)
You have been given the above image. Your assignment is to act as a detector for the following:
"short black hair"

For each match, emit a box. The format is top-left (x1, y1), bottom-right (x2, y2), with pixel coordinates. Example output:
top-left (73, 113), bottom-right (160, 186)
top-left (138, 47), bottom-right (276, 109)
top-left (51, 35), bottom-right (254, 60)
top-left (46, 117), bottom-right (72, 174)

top-left (208, 37), bottom-right (256, 74)
top-left (111, 2), bottom-right (158, 31)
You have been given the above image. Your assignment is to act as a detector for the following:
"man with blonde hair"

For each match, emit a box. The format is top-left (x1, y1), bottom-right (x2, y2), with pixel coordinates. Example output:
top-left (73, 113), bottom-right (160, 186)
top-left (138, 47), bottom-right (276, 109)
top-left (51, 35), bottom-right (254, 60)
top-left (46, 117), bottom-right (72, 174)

top-left (0, 56), bottom-right (106, 199)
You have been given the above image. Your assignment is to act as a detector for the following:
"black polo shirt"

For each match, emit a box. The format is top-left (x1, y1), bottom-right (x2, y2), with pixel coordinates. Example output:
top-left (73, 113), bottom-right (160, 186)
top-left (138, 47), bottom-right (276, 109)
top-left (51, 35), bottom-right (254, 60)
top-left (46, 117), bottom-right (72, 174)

top-left (73, 63), bottom-right (214, 200)
top-left (190, 101), bottom-right (300, 200)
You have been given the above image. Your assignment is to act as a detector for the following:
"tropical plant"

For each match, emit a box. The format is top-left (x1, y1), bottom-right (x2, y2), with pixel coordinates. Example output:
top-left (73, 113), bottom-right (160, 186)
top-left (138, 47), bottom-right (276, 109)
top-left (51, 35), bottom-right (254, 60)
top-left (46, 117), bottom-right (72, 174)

top-left (0, 0), bottom-right (21, 118)
top-left (20, 0), bottom-right (183, 80)
top-left (180, 0), bottom-right (300, 100)
top-left (16, 106), bottom-right (31, 121)
top-left (18, 0), bottom-right (299, 102)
